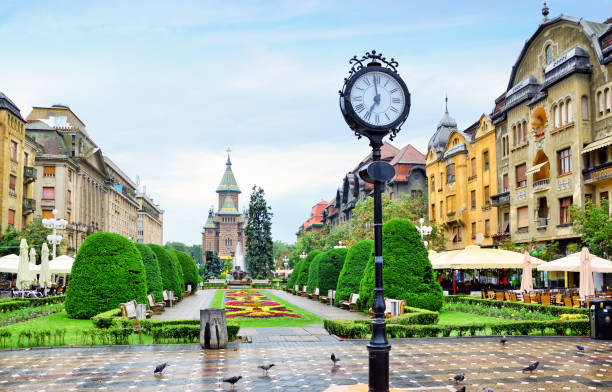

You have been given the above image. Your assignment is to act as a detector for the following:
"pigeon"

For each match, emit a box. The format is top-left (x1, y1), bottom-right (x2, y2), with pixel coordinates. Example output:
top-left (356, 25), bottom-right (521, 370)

top-left (576, 345), bottom-right (585, 352)
top-left (331, 353), bottom-right (340, 367)
top-left (522, 361), bottom-right (539, 374)
top-left (456, 386), bottom-right (466, 392)
top-left (453, 372), bottom-right (465, 384)
top-left (223, 376), bottom-right (242, 390)
top-left (500, 336), bottom-right (507, 346)
top-left (483, 388), bottom-right (495, 392)
top-left (258, 364), bottom-right (275, 376)
top-left (154, 362), bottom-right (167, 375)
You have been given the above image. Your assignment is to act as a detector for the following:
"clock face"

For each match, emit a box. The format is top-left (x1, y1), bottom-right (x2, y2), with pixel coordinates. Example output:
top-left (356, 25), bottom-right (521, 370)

top-left (349, 70), bottom-right (406, 127)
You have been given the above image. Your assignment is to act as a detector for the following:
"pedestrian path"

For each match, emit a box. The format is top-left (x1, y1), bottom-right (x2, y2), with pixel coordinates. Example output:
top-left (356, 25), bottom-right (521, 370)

top-left (152, 289), bottom-right (216, 320)
top-left (238, 325), bottom-right (338, 344)
top-left (267, 289), bottom-right (368, 320)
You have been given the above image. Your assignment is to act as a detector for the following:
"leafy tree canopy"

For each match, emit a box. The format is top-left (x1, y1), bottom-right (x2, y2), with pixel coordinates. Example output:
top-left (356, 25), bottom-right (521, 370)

top-left (571, 198), bottom-right (612, 258)
top-left (165, 241), bottom-right (202, 265)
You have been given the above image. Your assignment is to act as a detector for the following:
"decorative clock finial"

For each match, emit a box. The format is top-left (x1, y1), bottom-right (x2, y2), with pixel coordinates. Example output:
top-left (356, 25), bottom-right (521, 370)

top-left (226, 147), bottom-right (232, 165)
top-left (542, 2), bottom-right (549, 22)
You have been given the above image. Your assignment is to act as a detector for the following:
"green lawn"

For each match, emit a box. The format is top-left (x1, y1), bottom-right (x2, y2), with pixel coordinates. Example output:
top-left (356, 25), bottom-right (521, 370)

top-left (437, 310), bottom-right (504, 325)
top-left (209, 289), bottom-right (224, 308)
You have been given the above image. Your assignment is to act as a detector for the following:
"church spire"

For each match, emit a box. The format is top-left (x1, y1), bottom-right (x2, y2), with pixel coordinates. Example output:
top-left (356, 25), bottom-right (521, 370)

top-left (226, 147), bottom-right (232, 166)
top-left (216, 149), bottom-right (241, 194)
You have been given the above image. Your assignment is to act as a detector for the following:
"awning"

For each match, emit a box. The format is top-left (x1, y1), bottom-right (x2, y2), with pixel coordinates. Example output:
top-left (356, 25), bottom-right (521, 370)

top-left (430, 245), bottom-right (545, 269)
top-left (526, 162), bottom-right (548, 175)
top-left (583, 135), bottom-right (612, 154)
top-left (537, 251), bottom-right (612, 273)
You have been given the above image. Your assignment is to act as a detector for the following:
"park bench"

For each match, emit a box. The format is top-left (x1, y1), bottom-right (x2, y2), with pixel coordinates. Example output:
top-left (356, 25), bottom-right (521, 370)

top-left (163, 290), bottom-right (178, 307)
top-left (252, 279), bottom-right (269, 284)
top-left (182, 284), bottom-right (192, 299)
top-left (339, 293), bottom-right (359, 312)
top-left (147, 294), bottom-right (165, 314)
top-left (294, 285), bottom-right (299, 294)
top-left (308, 288), bottom-right (319, 301)
top-left (319, 289), bottom-right (335, 305)
top-left (299, 285), bottom-right (308, 297)
top-left (120, 300), bottom-right (152, 322)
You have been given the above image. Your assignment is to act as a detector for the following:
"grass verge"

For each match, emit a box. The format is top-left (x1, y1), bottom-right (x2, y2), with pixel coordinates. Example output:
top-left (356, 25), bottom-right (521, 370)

top-left (209, 289), bottom-right (225, 308)
top-left (437, 310), bottom-right (504, 326)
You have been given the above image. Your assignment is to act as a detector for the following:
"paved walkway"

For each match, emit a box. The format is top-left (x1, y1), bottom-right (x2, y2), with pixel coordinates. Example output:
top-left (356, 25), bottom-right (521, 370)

top-left (0, 336), bottom-right (611, 391)
top-left (152, 289), bottom-right (217, 320)
top-left (267, 290), bottom-right (368, 320)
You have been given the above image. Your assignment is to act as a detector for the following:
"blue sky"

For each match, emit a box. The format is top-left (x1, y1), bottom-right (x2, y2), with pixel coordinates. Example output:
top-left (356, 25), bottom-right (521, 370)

top-left (1, 1), bottom-right (610, 245)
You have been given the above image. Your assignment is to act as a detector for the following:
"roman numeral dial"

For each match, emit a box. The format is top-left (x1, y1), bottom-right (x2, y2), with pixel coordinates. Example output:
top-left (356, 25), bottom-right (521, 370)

top-left (349, 70), bottom-right (405, 127)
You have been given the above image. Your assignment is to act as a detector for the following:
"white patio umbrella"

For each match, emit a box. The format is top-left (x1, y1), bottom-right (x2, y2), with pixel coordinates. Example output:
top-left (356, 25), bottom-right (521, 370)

top-left (39, 243), bottom-right (51, 289)
top-left (520, 251), bottom-right (533, 292)
top-left (16, 239), bottom-right (32, 290)
top-left (579, 247), bottom-right (595, 299)
top-left (49, 255), bottom-right (74, 274)
top-left (0, 254), bottom-right (19, 274)
top-left (430, 245), bottom-right (545, 269)
top-left (537, 250), bottom-right (612, 273)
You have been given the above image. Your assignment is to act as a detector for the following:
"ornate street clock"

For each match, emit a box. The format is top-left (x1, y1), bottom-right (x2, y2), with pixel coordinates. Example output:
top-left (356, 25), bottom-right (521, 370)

top-left (339, 50), bottom-right (411, 142)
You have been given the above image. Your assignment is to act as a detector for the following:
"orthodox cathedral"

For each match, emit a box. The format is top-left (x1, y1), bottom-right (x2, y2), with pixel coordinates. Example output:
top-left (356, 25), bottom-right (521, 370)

top-left (202, 153), bottom-right (245, 261)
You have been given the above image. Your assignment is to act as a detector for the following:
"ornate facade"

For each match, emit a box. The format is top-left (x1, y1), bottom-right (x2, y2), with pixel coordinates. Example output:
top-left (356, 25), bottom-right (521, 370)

top-left (136, 192), bottom-right (164, 245)
top-left (202, 154), bottom-right (245, 260)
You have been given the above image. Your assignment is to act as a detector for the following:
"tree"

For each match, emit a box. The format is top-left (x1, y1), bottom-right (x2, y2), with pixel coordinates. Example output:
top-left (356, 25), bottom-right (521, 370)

top-left (0, 226), bottom-right (20, 257)
top-left (317, 247), bottom-right (348, 295)
top-left (358, 218), bottom-right (443, 311)
top-left (134, 242), bottom-right (164, 302)
top-left (323, 223), bottom-right (350, 250)
top-left (201, 250), bottom-right (224, 279)
top-left (169, 250), bottom-right (185, 292)
top-left (289, 250), bottom-right (320, 290)
top-left (273, 240), bottom-right (294, 268)
top-left (245, 185), bottom-right (274, 278)
top-left (335, 240), bottom-right (373, 306)
top-left (20, 218), bottom-right (54, 259)
top-left (295, 230), bottom-right (325, 255)
top-left (223, 259), bottom-right (233, 272)
top-left (571, 198), bottom-right (612, 258)
top-left (306, 252), bottom-right (325, 293)
top-left (165, 241), bottom-right (202, 265)
top-left (172, 249), bottom-right (199, 292)
top-left (65, 232), bottom-right (147, 319)
top-left (148, 244), bottom-right (182, 296)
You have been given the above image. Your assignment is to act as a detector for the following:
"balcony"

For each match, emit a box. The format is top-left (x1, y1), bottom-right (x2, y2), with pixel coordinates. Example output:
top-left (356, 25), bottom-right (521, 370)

top-left (23, 166), bottom-right (36, 184)
top-left (490, 191), bottom-right (510, 207)
top-left (22, 198), bottom-right (35, 213)
top-left (583, 161), bottom-right (612, 184)
top-left (533, 178), bottom-right (550, 192)
top-left (492, 232), bottom-right (511, 245)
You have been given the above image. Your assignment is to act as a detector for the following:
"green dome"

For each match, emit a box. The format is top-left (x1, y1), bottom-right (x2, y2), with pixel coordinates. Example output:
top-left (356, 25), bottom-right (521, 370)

top-left (216, 155), bottom-right (241, 193)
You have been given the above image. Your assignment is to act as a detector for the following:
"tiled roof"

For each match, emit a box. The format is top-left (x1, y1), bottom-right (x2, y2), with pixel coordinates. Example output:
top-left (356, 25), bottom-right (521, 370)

top-left (218, 194), bottom-right (241, 215)
top-left (302, 201), bottom-right (329, 230)
top-left (216, 155), bottom-right (241, 193)
top-left (203, 210), bottom-right (217, 229)
top-left (352, 142), bottom-right (399, 172)
top-left (390, 144), bottom-right (426, 165)
top-left (0, 92), bottom-right (24, 122)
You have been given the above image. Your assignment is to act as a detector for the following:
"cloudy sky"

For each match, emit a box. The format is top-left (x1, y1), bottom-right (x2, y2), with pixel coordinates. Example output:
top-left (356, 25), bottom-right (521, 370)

top-left (1, 1), bottom-right (609, 245)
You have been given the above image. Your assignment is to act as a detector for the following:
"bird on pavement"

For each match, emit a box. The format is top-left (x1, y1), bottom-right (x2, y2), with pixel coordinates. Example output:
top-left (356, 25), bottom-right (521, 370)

top-left (331, 353), bottom-right (340, 367)
top-left (258, 364), bottom-right (275, 376)
top-left (576, 345), bottom-right (585, 352)
top-left (522, 361), bottom-right (539, 374)
top-left (500, 336), bottom-right (507, 346)
top-left (223, 376), bottom-right (242, 390)
top-left (483, 388), bottom-right (495, 392)
top-left (453, 372), bottom-right (465, 384)
top-left (154, 363), bottom-right (167, 375)
top-left (455, 386), bottom-right (465, 392)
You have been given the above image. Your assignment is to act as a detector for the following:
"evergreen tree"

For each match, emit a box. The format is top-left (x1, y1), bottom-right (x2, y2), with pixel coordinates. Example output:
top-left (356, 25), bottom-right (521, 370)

top-left (201, 250), bottom-right (223, 278)
top-left (245, 185), bottom-right (274, 279)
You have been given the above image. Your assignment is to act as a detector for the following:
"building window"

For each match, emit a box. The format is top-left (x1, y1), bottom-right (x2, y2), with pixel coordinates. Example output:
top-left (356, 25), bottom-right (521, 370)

top-left (389, 192), bottom-right (395, 200)
top-left (43, 166), bottom-right (56, 177)
top-left (559, 196), bottom-right (573, 225)
top-left (42, 187), bottom-right (55, 200)
top-left (503, 173), bottom-right (509, 192)
top-left (440, 201), bottom-right (443, 219)
top-left (23, 152), bottom-right (29, 166)
top-left (546, 45), bottom-right (552, 65)
top-left (431, 204), bottom-right (435, 221)
top-left (430, 176), bottom-right (435, 193)
top-left (485, 219), bottom-right (490, 237)
top-left (560, 101), bottom-right (566, 125)
top-left (599, 147), bottom-right (608, 165)
top-left (8, 175), bottom-right (16, 196)
top-left (471, 157), bottom-right (476, 177)
top-left (517, 206), bottom-right (528, 230)
top-left (484, 186), bottom-right (490, 206)
top-left (68, 170), bottom-right (72, 181)
top-left (607, 88), bottom-right (611, 113)
top-left (470, 190), bottom-right (476, 209)
top-left (567, 99), bottom-right (573, 123)
top-left (601, 192), bottom-right (609, 214)
top-left (581, 96), bottom-right (589, 120)
top-left (515, 163), bottom-right (526, 188)
top-left (457, 226), bottom-right (462, 242)
top-left (471, 222), bottom-right (476, 239)
top-left (7, 209), bottom-right (15, 226)
top-left (42, 210), bottom-right (53, 219)
top-left (598, 91), bottom-right (604, 115)
top-left (10, 141), bottom-right (18, 161)
top-left (483, 151), bottom-right (489, 171)
top-left (440, 172), bottom-right (444, 190)
top-left (66, 212), bottom-right (71, 224)
top-left (446, 163), bottom-right (455, 183)
top-left (67, 190), bottom-right (71, 203)
top-left (557, 148), bottom-right (571, 176)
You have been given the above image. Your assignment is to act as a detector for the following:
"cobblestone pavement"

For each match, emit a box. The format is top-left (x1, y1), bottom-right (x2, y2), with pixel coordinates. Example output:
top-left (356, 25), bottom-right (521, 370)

top-left (267, 290), bottom-right (368, 320)
top-left (152, 290), bottom-right (217, 321)
top-left (1, 336), bottom-right (611, 391)
top-left (238, 325), bottom-right (337, 344)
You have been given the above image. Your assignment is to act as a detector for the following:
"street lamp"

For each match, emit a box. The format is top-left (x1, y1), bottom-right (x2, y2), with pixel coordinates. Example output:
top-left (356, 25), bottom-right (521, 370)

top-left (334, 240), bottom-right (347, 249)
top-left (339, 50), bottom-right (411, 392)
top-left (42, 209), bottom-right (67, 260)
top-left (416, 218), bottom-right (433, 248)
top-left (300, 251), bottom-right (307, 259)
top-left (283, 256), bottom-right (289, 277)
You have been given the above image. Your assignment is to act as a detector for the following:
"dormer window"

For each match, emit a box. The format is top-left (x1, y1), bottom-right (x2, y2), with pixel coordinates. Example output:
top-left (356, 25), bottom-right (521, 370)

top-left (545, 45), bottom-right (553, 65)
top-left (453, 138), bottom-right (458, 146)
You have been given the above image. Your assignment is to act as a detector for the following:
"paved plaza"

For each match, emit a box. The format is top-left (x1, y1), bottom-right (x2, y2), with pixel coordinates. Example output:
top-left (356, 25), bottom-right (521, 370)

top-left (1, 336), bottom-right (611, 391)
top-left (152, 290), bottom-right (217, 321)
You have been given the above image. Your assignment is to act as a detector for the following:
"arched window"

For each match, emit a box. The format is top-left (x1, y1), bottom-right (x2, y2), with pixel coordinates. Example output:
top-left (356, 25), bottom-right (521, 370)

top-left (522, 121), bottom-right (527, 142)
top-left (567, 99), bottom-right (573, 123)
top-left (606, 88), bottom-right (611, 113)
top-left (453, 138), bottom-right (458, 146)
top-left (598, 92), bottom-right (604, 115)
top-left (545, 45), bottom-right (553, 65)
top-left (554, 105), bottom-right (560, 128)
top-left (581, 96), bottom-right (589, 120)
top-left (560, 101), bottom-right (566, 125)
top-left (512, 125), bottom-right (517, 146)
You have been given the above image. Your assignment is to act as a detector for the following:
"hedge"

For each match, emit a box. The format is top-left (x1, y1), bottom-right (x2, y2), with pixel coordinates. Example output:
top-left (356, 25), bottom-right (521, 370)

top-left (0, 300), bottom-right (30, 313)
top-left (251, 283), bottom-right (281, 289)
top-left (294, 250), bottom-right (321, 290)
top-left (202, 283), bottom-right (227, 289)
top-left (141, 318), bottom-right (240, 342)
top-left (358, 219), bottom-right (443, 311)
top-left (324, 319), bottom-right (590, 339)
top-left (388, 306), bottom-right (439, 325)
top-left (0, 296), bottom-right (66, 312)
top-left (91, 308), bottom-right (123, 328)
top-left (445, 295), bottom-right (589, 316)
top-left (317, 248), bottom-right (348, 295)
top-left (135, 243), bottom-right (164, 302)
top-left (335, 240), bottom-right (372, 306)
top-left (147, 244), bottom-right (182, 297)
top-left (306, 252), bottom-right (325, 293)
top-left (65, 232), bottom-right (148, 319)
top-left (169, 251), bottom-right (185, 294)
top-left (172, 250), bottom-right (199, 292)
top-left (25, 295), bottom-right (66, 306)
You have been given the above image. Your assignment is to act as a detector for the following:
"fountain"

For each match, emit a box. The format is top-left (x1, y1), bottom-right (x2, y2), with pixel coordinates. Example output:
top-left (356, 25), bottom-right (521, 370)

top-left (231, 242), bottom-right (248, 282)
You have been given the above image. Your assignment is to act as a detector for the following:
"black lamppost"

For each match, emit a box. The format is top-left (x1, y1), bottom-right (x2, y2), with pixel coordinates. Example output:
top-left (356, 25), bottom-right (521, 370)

top-left (339, 50), bottom-right (410, 392)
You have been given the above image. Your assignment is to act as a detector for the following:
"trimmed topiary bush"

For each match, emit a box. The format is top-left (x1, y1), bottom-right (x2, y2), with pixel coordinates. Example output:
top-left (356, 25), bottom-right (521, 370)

top-left (335, 240), bottom-right (373, 306)
top-left (172, 250), bottom-right (199, 292)
top-left (169, 251), bottom-right (185, 294)
top-left (317, 248), bottom-right (348, 295)
top-left (65, 232), bottom-right (148, 319)
top-left (358, 218), bottom-right (443, 311)
top-left (134, 243), bottom-right (163, 302)
top-left (294, 250), bottom-right (320, 290)
top-left (147, 244), bottom-right (182, 296)
top-left (306, 252), bottom-right (325, 293)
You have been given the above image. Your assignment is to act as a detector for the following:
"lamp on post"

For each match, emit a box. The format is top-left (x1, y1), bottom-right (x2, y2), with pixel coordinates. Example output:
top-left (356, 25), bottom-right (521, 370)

top-left (339, 50), bottom-right (410, 392)
top-left (300, 251), bottom-right (307, 259)
top-left (283, 256), bottom-right (289, 277)
top-left (416, 218), bottom-right (433, 248)
top-left (42, 209), bottom-right (67, 260)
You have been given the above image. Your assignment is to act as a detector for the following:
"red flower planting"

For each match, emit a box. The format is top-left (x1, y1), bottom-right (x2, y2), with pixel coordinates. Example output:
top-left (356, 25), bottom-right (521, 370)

top-left (224, 290), bottom-right (301, 319)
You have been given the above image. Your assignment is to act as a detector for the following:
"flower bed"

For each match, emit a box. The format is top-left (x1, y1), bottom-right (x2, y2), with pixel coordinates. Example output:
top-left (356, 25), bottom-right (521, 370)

top-left (224, 290), bottom-right (301, 319)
